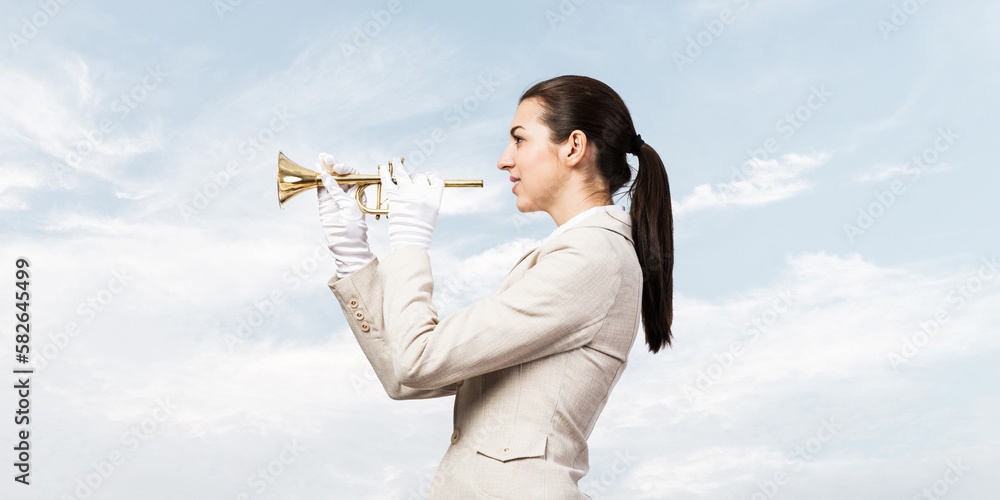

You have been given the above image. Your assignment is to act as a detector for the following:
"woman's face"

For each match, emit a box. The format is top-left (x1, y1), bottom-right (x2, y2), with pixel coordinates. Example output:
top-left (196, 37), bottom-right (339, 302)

top-left (497, 98), bottom-right (567, 214)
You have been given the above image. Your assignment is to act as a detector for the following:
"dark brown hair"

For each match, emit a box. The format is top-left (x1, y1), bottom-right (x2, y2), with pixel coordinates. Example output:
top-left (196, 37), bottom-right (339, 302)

top-left (520, 75), bottom-right (674, 353)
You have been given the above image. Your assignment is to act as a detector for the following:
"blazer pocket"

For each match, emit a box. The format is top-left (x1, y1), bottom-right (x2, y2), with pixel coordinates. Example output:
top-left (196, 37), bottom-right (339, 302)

top-left (475, 428), bottom-right (548, 462)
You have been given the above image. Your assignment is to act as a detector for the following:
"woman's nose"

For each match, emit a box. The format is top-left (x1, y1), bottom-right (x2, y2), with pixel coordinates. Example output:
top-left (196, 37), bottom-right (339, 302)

top-left (497, 146), bottom-right (514, 171)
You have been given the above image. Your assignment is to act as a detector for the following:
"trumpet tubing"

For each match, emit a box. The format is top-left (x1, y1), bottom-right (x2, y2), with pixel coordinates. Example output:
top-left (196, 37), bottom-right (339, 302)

top-left (277, 151), bottom-right (484, 219)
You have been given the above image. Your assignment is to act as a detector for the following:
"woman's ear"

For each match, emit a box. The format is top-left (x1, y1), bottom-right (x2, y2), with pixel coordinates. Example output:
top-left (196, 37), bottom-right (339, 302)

top-left (563, 130), bottom-right (588, 168)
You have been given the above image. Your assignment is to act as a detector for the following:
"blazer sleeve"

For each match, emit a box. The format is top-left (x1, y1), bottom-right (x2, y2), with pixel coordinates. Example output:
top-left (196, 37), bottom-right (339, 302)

top-left (327, 257), bottom-right (459, 400)
top-left (377, 228), bottom-right (623, 390)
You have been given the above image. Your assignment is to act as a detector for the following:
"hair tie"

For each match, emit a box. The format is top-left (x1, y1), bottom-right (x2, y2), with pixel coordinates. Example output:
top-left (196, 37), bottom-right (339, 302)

top-left (629, 134), bottom-right (645, 156)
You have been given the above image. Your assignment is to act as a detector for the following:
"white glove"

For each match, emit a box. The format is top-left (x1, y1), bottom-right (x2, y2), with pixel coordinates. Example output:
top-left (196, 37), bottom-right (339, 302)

top-left (316, 153), bottom-right (376, 278)
top-left (378, 158), bottom-right (445, 252)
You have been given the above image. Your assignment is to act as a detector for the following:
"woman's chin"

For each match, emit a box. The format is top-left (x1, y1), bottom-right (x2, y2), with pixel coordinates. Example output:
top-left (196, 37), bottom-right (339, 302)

top-left (515, 200), bottom-right (539, 214)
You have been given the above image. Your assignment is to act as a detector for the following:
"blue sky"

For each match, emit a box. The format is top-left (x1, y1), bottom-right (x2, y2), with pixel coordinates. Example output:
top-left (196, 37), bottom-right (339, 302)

top-left (1, 0), bottom-right (998, 498)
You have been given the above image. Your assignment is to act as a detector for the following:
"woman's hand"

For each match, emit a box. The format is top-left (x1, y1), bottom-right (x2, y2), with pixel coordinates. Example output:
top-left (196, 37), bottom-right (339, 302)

top-left (378, 158), bottom-right (444, 252)
top-left (317, 153), bottom-right (375, 278)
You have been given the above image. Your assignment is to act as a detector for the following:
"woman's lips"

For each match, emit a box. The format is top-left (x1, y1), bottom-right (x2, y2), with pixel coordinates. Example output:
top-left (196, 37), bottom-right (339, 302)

top-left (512, 181), bottom-right (519, 194)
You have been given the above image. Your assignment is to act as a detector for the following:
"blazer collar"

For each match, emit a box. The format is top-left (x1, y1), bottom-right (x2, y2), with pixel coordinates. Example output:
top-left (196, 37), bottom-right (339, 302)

top-left (566, 209), bottom-right (633, 244)
top-left (508, 210), bottom-right (634, 273)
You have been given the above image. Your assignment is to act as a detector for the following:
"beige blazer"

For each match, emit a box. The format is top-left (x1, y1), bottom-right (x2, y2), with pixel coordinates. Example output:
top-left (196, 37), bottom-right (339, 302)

top-left (327, 209), bottom-right (642, 499)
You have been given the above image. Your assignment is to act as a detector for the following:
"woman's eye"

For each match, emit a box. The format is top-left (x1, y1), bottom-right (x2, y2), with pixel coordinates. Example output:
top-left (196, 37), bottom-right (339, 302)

top-left (513, 136), bottom-right (523, 144)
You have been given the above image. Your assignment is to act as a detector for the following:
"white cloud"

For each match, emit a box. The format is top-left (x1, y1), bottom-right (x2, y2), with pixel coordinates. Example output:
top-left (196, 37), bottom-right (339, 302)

top-left (853, 162), bottom-right (954, 183)
top-left (0, 60), bottom-right (167, 211)
top-left (431, 236), bottom-right (541, 314)
top-left (3, 1), bottom-right (998, 498)
top-left (843, 71), bottom-right (937, 152)
top-left (6, 219), bottom-right (997, 498)
top-left (439, 180), bottom-right (507, 216)
top-left (0, 65), bottom-right (88, 160)
top-left (673, 152), bottom-right (830, 216)
top-left (581, 250), bottom-right (1000, 498)
top-left (0, 163), bottom-right (46, 211)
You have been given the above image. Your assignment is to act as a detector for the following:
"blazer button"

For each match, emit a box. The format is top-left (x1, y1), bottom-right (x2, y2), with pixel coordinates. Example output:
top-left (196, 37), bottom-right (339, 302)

top-left (501, 446), bottom-right (511, 455)
top-left (450, 429), bottom-right (461, 444)
top-left (348, 298), bottom-right (359, 309)
top-left (359, 321), bottom-right (370, 332)
top-left (354, 310), bottom-right (365, 321)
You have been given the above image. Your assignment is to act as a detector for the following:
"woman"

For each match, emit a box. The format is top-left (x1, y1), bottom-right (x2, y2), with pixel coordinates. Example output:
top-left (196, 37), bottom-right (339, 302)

top-left (317, 75), bottom-right (673, 498)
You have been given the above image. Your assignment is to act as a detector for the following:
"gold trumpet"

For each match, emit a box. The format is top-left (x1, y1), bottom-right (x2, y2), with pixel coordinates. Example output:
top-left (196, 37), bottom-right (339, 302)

top-left (277, 151), bottom-right (484, 219)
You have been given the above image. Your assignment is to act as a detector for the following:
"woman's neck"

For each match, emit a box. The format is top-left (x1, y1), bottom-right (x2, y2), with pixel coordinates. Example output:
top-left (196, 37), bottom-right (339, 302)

top-left (549, 196), bottom-right (614, 226)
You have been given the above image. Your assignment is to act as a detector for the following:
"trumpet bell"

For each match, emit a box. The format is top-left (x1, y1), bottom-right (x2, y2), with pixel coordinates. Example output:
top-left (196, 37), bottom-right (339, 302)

top-left (277, 151), bottom-right (322, 209)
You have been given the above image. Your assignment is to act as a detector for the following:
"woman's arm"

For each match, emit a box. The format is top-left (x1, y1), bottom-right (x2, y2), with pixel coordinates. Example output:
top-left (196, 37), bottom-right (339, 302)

top-left (377, 228), bottom-right (623, 390)
top-left (328, 257), bottom-right (459, 400)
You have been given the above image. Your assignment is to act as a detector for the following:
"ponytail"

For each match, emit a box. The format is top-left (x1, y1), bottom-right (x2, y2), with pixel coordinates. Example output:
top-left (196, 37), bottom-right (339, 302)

top-left (520, 75), bottom-right (675, 353)
top-left (628, 143), bottom-right (673, 353)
